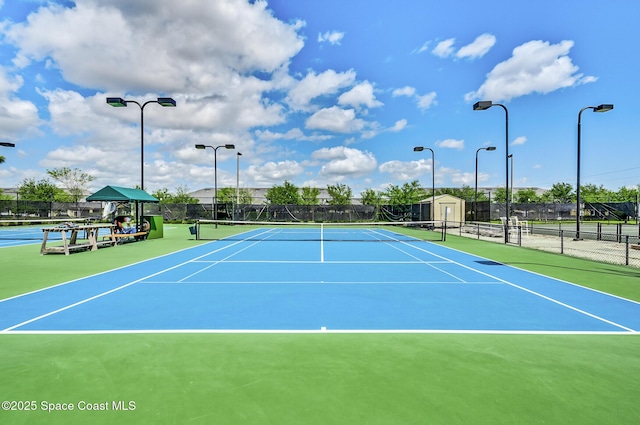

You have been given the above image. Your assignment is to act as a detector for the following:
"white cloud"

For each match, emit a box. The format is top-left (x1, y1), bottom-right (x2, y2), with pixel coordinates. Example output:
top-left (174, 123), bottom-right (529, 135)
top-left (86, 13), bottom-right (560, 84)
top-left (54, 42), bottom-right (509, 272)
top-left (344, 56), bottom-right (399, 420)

top-left (244, 160), bottom-right (305, 186)
top-left (314, 146), bottom-right (377, 179)
top-left (318, 30), bottom-right (344, 45)
top-left (456, 33), bottom-right (496, 59)
top-left (392, 86), bottom-right (416, 97)
top-left (465, 40), bottom-right (596, 102)
top-left (338, 81), bottom-right (383, 110)
top-left (393, 86), bottom-right (436, 112)
top-left (389, 119), bottom-right (407, 132)
top-left (450, 171), bottom-right (476, 186)
top-left (435, 138), bottom-right (464, 150)
top-left (6, 0), bottom-right (305, 93)
top-left (254, 128), bottom-right (333, 142)
top-left (412, 41), bottom-right (430, 54)
top-left (0, 67), bottom-right (40, 138)
top-left (305, 106), bottom-right (365, 133)
top-left (286, 69), bottom-right (357, 111)
top-left (379, 158), bottom-right (432, 181)
top-left (512, 136), bottom-right (527, 146)
top-left (432, 38), bottom-right (456, 58)
top-left (416, 92), bottom-right (437, 110)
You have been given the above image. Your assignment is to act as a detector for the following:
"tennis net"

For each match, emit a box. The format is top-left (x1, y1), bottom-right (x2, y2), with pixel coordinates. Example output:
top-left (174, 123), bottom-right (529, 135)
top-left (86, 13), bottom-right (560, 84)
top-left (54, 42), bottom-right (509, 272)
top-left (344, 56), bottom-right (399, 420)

top-left (194, 220), bottom-right (444, 242)
top-left (0, 218), bottom-right (89, 240)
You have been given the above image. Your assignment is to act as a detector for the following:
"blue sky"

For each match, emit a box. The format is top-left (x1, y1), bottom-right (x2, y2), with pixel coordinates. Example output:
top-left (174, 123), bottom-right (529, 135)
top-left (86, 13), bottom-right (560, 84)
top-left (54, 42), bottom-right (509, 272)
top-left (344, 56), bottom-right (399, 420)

top-left (0, 0), bottom-right (638, 197)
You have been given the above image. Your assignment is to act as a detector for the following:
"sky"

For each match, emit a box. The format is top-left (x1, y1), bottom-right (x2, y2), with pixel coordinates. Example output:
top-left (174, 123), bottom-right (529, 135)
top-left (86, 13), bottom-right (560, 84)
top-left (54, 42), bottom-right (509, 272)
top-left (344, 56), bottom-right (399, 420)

top-left (0, 0), bottom-right (638, 197)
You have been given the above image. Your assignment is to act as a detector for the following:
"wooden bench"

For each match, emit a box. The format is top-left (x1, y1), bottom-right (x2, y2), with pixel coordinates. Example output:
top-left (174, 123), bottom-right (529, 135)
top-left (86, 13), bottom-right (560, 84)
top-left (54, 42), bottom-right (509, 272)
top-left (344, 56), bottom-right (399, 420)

top-left (103, 231), bottom-right (149, 245)
top-left (631, 244), bottom-right (640, 251)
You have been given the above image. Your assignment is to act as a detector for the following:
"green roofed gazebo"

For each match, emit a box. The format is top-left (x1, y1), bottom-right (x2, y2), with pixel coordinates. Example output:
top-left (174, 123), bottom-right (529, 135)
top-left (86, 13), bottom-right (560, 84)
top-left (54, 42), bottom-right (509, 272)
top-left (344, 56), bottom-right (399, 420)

top-left (87, 186), bottom-right (159, 234)
top-left (86, 185), bottom-right (159, 203)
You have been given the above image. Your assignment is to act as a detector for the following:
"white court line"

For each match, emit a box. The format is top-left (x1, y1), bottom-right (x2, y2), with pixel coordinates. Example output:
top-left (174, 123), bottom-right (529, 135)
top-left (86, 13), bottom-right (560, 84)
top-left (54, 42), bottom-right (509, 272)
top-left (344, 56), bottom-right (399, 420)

top-left (320, 223), bottom-right (324, 262)
top-left (395, 239), bottom-right (637, 333)
top-left (3, 329), bottom-right (638, 335)
top-left (2, 228), bottom-right (636, 333)
top-left (1, 240), bottom-right (258, 332)
top-left (177, 239), bottom-right (264, 283)
top-left (141, 280), bottom-right (500, 285)
top-left (380, 238), bottom-right (467, 283)
top-left (0, 241), bottom-right (222, 304)
top-left (191, 260), bottom-right (452, 264)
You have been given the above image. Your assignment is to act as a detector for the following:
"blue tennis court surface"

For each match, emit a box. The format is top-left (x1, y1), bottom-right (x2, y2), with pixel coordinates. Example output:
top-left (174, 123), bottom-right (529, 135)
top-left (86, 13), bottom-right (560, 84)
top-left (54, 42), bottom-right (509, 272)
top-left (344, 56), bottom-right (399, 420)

top-left (1, 230), bottom-right (639, 334)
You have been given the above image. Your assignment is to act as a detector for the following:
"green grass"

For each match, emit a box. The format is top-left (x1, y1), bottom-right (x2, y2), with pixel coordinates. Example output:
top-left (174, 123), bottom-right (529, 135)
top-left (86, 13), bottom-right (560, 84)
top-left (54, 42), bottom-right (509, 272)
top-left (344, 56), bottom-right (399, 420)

top-left (1, 224), bottom-right (639, 424)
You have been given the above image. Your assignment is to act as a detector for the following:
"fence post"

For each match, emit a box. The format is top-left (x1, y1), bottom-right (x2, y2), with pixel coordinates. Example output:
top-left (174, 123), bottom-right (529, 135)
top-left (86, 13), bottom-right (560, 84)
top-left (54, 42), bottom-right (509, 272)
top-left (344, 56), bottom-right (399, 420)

top-left (517, 226), bottom-right (522, 246)
top-left (617, 223), bottom-right (623, 243)
top-left (625, 235), bottom-right (630, 266)
top-left (560, 230), bottom-right (564, 254)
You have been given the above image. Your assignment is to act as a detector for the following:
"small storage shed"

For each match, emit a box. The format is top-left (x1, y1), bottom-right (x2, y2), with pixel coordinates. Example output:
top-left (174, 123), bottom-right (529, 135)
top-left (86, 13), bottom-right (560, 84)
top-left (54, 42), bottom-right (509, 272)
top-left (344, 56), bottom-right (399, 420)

top-left (419, 194), bottom-right (466, 223)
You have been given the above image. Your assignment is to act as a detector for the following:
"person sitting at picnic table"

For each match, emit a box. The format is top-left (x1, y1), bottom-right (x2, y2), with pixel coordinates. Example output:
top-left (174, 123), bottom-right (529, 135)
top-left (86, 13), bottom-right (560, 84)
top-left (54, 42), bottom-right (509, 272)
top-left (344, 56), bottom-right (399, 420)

top-left (114, 216), bottom-right (136, 234)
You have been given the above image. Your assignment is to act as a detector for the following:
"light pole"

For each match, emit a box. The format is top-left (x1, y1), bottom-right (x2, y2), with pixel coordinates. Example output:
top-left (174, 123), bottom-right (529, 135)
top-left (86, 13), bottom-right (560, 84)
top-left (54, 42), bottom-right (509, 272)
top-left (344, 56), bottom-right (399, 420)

top-left (475, 146), bottom-right (496, 221)
top-left (576, 104), bottom-right (614, 240)
top-left (473, 100), bottom-right (509, 242)
top-left (195, 144), bottom-right (235, 222)
top-left (0, 142), bottom-right (16, 147)
top-left (508, 154), bottom-right (514, 207)
top-left (413, 146), bottom-right (435, 221)
top-left (107, 96), bottom-right (176, 230)
top-left (236, 152), bottom-right (242, 220)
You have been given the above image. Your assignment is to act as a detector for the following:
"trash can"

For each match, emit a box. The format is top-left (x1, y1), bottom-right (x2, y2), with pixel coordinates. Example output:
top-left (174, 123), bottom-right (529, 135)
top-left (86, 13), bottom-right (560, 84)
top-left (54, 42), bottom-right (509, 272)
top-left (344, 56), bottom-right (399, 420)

top-left (144, 215), bottom-right (164, 239)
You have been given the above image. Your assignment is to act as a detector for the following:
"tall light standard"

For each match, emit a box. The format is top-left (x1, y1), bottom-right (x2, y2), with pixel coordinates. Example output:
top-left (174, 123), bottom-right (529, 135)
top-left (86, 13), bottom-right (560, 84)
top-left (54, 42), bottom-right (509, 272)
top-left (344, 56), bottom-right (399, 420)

top-left (236, 152), bottom-right (242, 220)
top-left (413, 146), bottom-right (435, 221)
top-left (195, 144), bottom-right (235, 222)
top-left (473, 100), bottom-right (509, 242)
top-left (508, 154), bottom-right (514, 207)
top-left (474, 146), bottom-right (496, 221)
top-left (107, 96), bottom-right (176, 230)
top-left (575, 104), bottom-right (614, 240)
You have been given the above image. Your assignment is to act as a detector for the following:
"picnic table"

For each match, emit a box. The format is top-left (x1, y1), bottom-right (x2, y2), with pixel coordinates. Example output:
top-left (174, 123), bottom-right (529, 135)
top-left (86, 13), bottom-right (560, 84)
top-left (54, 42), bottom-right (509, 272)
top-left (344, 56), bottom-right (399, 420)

top-left (40, 223), bottom-right (116, 255)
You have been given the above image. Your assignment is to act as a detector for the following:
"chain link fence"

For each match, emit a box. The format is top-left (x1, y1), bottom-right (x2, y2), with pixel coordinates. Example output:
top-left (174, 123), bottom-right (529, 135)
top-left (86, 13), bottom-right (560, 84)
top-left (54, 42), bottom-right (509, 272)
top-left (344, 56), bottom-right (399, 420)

top-left (457, 220), bottom-right (640, 268)
top-left (4, 199), bottom-right (639, 268)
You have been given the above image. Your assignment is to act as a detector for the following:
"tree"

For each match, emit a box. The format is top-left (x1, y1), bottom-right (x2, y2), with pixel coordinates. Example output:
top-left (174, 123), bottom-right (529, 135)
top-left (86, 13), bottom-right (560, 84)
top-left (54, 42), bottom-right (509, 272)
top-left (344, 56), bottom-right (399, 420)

top-left (172, 185), bottom-right (199, 204)
top-left (0, 156), bottom-right (4, 164)
top-left (613, 185), bottom-right (639, 202)
top-left (301, 187), bottom-right (320, 205)
top-left (217, 188), bottom-right (235, 204)
top-left (153, 186), bottom-right (199, 204)
top-left (580, 184), bottom-right (612, 202)
top-left (151, 188), bottom-right (172, 203)
top-left (492, 187), bottom-right (507, 203)
top-left (513, 188), bottom-right (541, 203)
top-left (541, 182), bottom-right (574, 203)
top-left (437, 185), bottom-right (475, 201)
top-left (326, 183), bottom-right (352, 205)
top-left (265, 181), bottom-right (301, 204)
top-left (384, 180), bottom-right (427, 205)
top-left (360, 188), bottom-right (383, 205)
top-left (18, 178), bottom-right (71, 201)
top-left (47, 167), bottom-right (95, 202)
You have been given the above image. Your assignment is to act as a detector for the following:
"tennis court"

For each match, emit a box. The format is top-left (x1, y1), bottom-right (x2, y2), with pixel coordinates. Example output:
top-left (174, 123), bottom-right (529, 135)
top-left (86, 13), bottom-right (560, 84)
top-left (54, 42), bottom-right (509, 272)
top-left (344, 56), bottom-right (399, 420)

top-left (2, 222), bottom-right (638, 334)
top-left (1, 223), bottom-right (639, 425)
top-left (0, 219), bottom-right (113, 249)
